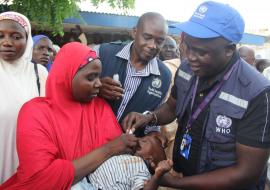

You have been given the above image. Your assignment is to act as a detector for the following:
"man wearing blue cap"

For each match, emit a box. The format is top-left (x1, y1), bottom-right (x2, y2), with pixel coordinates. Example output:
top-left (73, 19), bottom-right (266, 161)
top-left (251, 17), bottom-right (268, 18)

top-left (122, 1), bottom-right (270, 189)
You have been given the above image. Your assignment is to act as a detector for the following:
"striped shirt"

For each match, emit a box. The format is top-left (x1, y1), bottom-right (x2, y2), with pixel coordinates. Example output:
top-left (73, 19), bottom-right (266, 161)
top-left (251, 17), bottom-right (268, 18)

top-left (115, 42), bottom-right (160, 120)
top-left (88, 155), bottom-right (151, 190)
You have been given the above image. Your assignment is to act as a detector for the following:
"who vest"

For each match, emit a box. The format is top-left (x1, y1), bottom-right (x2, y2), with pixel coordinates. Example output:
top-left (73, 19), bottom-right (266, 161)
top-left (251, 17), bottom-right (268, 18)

top-left (174, 58), bottom-right (270, 189)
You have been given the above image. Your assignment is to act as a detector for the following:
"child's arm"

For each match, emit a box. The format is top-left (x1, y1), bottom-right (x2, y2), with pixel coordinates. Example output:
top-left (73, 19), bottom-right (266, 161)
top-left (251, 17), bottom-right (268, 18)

top-left (143, 159), bottom-right (173, 190)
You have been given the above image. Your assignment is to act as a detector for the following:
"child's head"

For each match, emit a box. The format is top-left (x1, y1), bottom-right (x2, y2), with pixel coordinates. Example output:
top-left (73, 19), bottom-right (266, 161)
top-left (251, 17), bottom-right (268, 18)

top-left (134, 135), bottom-right (166, 167)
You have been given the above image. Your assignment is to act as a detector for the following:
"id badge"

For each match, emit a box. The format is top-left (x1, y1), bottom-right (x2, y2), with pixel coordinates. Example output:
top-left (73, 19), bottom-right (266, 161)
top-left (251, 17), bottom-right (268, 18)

top-left (180, 134), bottom-right (192, 159)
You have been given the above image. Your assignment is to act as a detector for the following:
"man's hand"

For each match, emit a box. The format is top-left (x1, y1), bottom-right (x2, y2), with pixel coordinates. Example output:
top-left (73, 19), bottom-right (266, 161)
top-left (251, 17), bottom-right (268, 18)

top-left (121, 112), bottom-right (153, 133)
top-left (99, 77), bottom-right (124, 100)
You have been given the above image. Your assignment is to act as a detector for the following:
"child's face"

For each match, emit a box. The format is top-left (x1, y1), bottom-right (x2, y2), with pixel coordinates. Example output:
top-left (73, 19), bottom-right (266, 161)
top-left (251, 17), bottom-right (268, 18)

top-left (134, 136), bottom-right (165, 165)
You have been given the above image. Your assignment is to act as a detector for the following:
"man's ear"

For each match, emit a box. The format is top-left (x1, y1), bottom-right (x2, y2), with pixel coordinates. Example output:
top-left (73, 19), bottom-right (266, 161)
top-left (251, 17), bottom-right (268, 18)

top-left (225, 43), bottom-right (236, 57)
top-left (131, 27), bottom-right (137, 39)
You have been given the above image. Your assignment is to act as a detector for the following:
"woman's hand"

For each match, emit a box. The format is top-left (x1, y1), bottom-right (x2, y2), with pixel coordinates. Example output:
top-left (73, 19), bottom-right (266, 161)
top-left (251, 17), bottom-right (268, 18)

top-left (106, 134), bottom-right (138, 155)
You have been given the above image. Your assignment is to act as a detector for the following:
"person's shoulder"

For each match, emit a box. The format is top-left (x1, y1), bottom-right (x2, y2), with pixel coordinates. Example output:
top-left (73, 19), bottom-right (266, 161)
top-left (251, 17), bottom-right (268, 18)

top-left (18, 97), bottom-right (49, 123)
top-left (239, 60), bottom-right (270, 86)
top-left (100, 41), bottom-right (126, 48)
top-left (37, 64), bottom-right (48, 80)
top-left (174, 58), bottom-right (190, 73)
top-left (259, 87), bottom-right (270, 96)
top-left (234, 60), bottom-right (270, 100)
top-left (178, 58), bottom-right (189, 68)
top-left (99, 42), bottom-right (126, 57)
top-left (110, 40), bottom-right (129, 45)
top-left (100, 41), bottom-right (126, 47)
top-left (17, 98), bottom-right (52, 133)
top-left (163, 58), bottom-right (181, 68)
top-left (157, 59), bottom-right (169, 71)
top-left (263, 66), bottom-right (270, 80)
top-left (163, 58), bottom-right (181, 73)
top-left (37, 64), bottom-right (48, 74)
top-left (20, 97), bottom-right (48, 112)
top-left (157, 59), bottom-right (172, 78)
top-left (28, 61), bottom-right (48, 76)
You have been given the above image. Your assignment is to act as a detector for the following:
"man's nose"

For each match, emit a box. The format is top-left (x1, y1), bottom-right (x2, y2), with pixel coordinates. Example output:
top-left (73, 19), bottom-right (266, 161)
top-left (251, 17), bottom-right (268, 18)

top-left (148, 39), bottom-right (157, 49)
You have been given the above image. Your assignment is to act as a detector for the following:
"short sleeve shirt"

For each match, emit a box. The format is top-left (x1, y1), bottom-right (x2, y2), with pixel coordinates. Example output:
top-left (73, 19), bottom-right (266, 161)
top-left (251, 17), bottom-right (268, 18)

top-left (88, 155), bottom-right (151, 190)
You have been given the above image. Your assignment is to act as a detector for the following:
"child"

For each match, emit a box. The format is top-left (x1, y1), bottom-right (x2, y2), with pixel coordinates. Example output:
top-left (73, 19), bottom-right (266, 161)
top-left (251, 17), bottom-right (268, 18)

top-left (73, 135), bottom-right (173, 190)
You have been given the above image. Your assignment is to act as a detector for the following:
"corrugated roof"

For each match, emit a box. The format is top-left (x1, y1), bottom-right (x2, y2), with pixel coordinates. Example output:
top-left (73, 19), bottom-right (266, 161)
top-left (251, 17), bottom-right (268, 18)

top-left (79, 10), bottom-right (138, 18)
top-left (64, 11), bottom-right (180, 34)
top-left (64, 11), bottom-right (265, 45)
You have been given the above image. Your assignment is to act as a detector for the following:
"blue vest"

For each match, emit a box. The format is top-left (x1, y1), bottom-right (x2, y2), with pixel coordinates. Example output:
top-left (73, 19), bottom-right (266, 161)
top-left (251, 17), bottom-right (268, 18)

top-left (175, 58), bottom-right (270, 189)
top-left (99, 42), bottom-right (171, 124)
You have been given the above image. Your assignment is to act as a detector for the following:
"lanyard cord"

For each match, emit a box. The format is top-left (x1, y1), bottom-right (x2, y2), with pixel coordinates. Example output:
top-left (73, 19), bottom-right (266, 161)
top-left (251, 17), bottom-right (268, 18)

top-left (185, 60), bottom-right (239, 134)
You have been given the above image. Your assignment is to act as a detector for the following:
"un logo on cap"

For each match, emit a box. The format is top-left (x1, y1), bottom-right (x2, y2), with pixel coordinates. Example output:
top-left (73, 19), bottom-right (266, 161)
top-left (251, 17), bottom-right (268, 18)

top-left (152, 78), bottom-right (162, 89)
top-left (198, 5), bottom-right (208, 14)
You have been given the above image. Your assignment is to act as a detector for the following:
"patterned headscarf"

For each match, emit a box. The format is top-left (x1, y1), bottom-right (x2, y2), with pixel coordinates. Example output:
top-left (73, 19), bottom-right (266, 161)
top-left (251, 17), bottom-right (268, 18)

top-left (0, 11), bottom-right (29, 34)
top-left (0, 11), bottom-right (33, 66)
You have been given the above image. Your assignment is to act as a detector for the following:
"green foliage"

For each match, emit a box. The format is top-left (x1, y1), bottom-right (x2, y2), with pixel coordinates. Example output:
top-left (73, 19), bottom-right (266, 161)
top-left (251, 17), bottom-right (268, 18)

top-left (10, 0), bottom-right (80, 36)
top-left (7, 0), bottom-right (134, 36)
top-left (91, 0), bottom-right (135, 9)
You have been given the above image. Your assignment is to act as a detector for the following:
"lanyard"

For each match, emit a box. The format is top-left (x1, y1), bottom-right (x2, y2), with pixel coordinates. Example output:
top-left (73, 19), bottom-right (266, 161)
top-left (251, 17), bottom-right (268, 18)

top-left (185, 61), bottom-right (239, 133)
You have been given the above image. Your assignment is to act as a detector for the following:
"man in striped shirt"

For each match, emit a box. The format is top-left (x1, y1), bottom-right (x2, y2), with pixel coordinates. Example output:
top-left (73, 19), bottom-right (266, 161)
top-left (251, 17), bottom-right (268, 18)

top-left (96, 12), bottom-right (172, 136)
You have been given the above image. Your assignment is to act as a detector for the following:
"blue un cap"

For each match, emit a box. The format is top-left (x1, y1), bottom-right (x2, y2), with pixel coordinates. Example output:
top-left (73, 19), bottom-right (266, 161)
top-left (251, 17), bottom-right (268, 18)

top-left (173, 1), bottom-right (245, 43)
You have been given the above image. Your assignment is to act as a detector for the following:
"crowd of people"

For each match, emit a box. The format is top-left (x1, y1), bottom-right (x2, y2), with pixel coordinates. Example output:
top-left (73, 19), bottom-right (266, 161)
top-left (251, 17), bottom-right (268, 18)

top-left (1, 1), bottom-right (270, 190)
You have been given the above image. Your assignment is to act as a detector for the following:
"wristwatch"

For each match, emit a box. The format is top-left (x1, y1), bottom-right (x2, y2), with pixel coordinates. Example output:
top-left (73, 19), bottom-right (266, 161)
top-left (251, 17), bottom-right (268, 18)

top-left (142, 111), bottom-right (158, 125)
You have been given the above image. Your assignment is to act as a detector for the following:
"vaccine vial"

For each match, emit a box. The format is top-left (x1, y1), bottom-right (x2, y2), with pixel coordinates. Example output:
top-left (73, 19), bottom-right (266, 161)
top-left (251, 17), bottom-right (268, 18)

top-left (113, 74), bottom-right (119, 82)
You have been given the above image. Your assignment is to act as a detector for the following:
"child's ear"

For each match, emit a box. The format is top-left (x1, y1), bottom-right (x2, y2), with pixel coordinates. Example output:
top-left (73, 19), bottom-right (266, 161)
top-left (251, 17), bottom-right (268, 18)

top-left (146, 157), bottom-right (156, 175)
top-left (149, 158), bottom-right (155, 168)
top-left (147, 157), bottom-right (157, 170)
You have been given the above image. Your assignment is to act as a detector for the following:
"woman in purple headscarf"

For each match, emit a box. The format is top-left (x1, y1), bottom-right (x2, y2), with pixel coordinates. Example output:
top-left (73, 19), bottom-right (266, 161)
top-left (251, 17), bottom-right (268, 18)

top-left (32, 35), bottom-right (53, 71)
